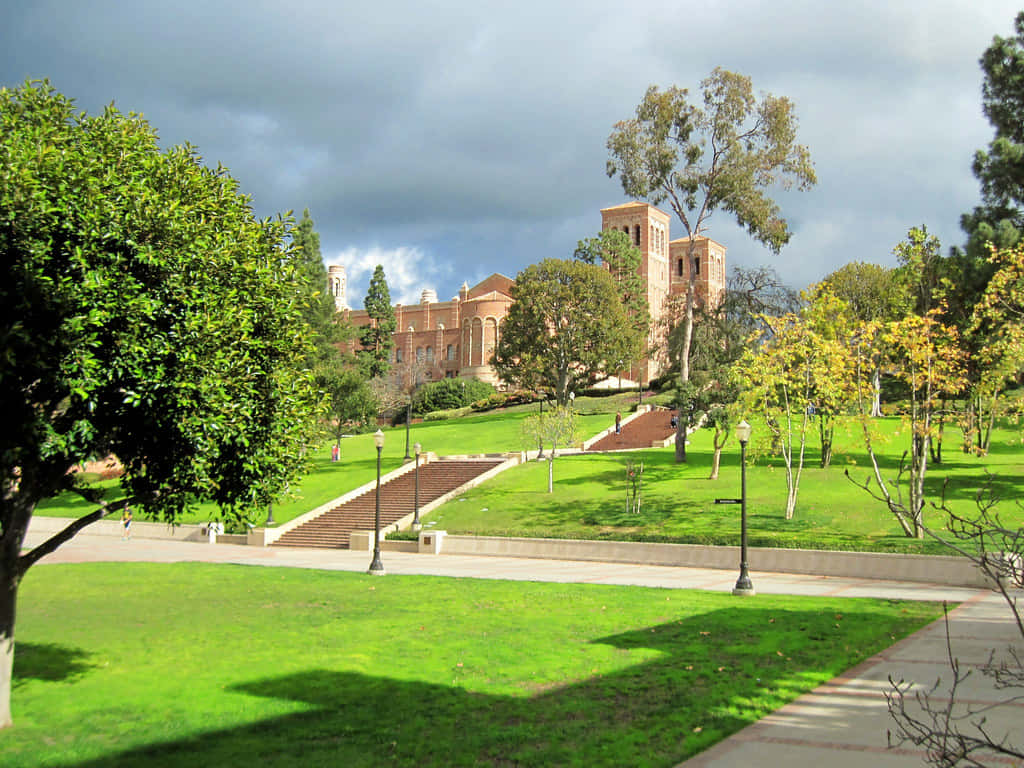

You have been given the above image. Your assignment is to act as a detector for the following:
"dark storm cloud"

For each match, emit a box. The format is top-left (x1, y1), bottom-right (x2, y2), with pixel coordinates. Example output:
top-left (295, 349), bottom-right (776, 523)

top-left (2, 0), bottom-right (1020, 305)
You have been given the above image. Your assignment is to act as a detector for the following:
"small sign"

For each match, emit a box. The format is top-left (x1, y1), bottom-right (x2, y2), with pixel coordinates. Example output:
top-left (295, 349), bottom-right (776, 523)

top-left (714, 498), bottom-right (742, 505)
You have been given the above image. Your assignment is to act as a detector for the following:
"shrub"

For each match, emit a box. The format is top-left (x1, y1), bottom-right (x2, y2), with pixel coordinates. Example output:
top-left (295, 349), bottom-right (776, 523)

top-left (413, 378), bottom-right (496, 415)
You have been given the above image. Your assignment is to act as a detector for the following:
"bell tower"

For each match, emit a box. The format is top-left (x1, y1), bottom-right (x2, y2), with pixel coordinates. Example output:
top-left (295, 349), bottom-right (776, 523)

top-left (600, 202), bottom-right (672, 382)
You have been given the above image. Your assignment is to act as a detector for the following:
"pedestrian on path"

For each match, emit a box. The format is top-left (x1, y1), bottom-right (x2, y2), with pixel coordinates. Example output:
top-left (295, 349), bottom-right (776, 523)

top-left (121, 505), bottom-right (132, 540)
top-left (615, 412), bottom-right (622, 435)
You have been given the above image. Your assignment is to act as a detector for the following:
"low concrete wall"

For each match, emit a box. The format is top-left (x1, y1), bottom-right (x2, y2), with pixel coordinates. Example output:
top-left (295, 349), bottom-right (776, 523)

top-left (439, 535), bottom-right (989, 588)
top-left (27, 516), bottom-right (208, 543)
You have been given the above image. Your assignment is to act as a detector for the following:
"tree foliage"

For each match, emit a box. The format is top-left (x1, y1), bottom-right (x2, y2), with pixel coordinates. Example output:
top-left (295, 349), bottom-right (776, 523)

top-left (574, 228), bottom-right (650, 339)
top-left (960, 11), bottom-right (1024, 263)
top-left (848, 312), bottom-right (966, 538)
top-left (493, 259), bottom-right (639, 406)
top-left (607, 68), bottom-right (816, 398)
top-left (292, 208), bottom-right (342, 362)
top-left (736, 290), bottom-right (858, 518)
top-left (358, 265), bottom-right (396, 379)
top-left (0, 81), bottom-right (323, 726)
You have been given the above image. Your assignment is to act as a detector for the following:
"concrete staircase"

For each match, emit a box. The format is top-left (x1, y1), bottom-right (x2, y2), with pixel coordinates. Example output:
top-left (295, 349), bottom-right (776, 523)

top-left (271, 457), bottom-right (506, 550)
top-left (586, 409), bottom-right (678, 452)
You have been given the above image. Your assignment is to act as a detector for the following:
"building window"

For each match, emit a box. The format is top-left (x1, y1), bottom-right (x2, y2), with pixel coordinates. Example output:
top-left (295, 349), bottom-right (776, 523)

top-left (633, 224), bottom-right (641, 246)
top-left (446, 344), bottom-right (454, 361)
top-left (396, 347), bottom-right (403, 363)
top-left (677, 258), bottom-right (684, 277)
top-left (416, 347), bottom-right (424, 362)
top-left (694, 257), bottom-right (700, 276)
top-left (426, 346), bottom-right (434, 363)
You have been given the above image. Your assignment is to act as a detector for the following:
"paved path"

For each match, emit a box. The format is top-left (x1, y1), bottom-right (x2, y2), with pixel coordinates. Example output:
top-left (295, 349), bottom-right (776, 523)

top-left (24, 532), bottom-right (1022, 767)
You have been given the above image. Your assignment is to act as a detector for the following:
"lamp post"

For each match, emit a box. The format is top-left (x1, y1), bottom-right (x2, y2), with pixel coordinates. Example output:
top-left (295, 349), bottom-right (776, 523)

top-left (732, 420), bottom-right (755, 596)
top-left (266, 502), bottom-right (275, 527)
top-left (412, 442), bottom-right (422, 531)
top-left (404, 401), bottom-right (412, 461)
top-left (368, 429), bottom-right (386, 575)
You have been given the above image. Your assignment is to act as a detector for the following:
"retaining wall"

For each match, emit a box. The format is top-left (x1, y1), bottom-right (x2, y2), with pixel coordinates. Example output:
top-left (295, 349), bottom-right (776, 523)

top-left (437, 535), bottom-right (988, 588)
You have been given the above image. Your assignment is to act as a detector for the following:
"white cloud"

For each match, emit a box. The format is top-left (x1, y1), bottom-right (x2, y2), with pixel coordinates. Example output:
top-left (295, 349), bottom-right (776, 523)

top-left (330, 245), bottom-right (452, 309)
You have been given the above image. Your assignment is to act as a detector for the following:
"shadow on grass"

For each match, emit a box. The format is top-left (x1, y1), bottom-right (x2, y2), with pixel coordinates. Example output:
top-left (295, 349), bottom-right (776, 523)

top-left (66, 606), bottom-right (929, 768)
top-left (12, 642), bottom-right (96, 688)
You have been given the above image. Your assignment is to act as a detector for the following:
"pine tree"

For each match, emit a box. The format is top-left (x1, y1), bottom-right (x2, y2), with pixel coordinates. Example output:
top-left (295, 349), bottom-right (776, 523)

top-left (359, 265), bottom-right (396, 378)
top-left (292, 208), bottom-right (343, 362)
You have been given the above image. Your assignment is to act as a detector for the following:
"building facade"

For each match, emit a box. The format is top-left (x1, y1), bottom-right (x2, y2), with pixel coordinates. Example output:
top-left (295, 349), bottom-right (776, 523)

top-left (344, 274), bottom-right (515, 385)
top-left (336, 202), bottom-right (725, 386)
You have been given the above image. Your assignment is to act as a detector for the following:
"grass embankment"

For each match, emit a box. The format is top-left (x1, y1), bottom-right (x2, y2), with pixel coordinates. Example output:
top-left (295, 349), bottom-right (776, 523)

top-left (8, 562), bottom-right (942, 768)
top-left (33, 406), bottom-right (616, 527)
top-left (407, 415), bottom-right (1024, 554)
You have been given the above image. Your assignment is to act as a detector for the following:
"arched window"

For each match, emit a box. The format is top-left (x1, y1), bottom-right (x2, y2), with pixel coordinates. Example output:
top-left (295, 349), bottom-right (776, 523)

top-left (416, 347), bottom-right (424, 362)
top-left (426, 346), bottom-right (434, 362)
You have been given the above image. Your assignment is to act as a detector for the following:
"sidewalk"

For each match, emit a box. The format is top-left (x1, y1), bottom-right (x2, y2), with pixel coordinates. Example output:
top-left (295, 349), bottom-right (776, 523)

top-left (24, 532), bottom-right (1022, 767)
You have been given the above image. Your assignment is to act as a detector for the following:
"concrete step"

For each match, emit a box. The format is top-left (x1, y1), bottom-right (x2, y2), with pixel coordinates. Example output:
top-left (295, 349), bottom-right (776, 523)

top-left (272, 458), bottom-right (505, 550)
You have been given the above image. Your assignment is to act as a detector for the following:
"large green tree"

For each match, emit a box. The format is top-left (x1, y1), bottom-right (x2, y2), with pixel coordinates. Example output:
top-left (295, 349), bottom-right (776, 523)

top-left (493, 259), bottom-right (638, 405)
top-left (0, 82), bottom-right (323, 726)
top-left (358, 265), bottom-right (396, 378)
top-left (607, 68), bottom-right (816, 461)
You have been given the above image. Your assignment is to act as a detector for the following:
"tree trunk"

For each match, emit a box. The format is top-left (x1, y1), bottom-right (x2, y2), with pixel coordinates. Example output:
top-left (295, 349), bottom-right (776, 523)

top-left (818, 415), bottom-right (834, 469)
top-left (547, 455), bottom-right (554, 493)
top-left (709, 447), bottom-right (721, 480)
top-left (870, 367), bottom-right (883, 417)
top-left (0, 561), bottom-right (17, 729)
top-left (675, 421), bottom-right (687, 463)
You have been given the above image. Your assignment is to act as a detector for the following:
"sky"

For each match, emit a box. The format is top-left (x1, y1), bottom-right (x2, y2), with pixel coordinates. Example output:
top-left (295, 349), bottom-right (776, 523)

top-left (2, 1), bottom-right (1020, 308)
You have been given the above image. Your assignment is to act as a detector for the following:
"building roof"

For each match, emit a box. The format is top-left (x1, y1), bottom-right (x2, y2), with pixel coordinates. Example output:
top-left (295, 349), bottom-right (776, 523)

top-left (600, 200), bottom-right (671, 219)
top-left (467, 273), bottom-right (514, 300)
top-left (669, 234), bottom-right (727, 250)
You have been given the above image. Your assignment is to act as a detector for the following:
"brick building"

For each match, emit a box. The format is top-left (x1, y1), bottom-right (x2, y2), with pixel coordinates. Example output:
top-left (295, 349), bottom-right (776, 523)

top-left (335, 202), bottom-right (725, 386)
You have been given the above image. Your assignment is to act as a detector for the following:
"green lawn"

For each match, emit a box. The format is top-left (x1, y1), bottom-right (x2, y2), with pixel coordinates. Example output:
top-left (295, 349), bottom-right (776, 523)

top-left (33, 409), bottom-right (615, 527)
top-left (32, 402), bottom-right (1024, 553)
top-left (406, 415), bottom-right (1024, 554)
top-left (7, 562), bottom-right (943, 767)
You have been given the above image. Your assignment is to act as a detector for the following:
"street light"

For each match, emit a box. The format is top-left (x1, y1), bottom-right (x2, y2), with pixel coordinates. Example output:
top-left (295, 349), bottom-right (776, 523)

top-left (412, 442), bottom-right (423, 531)
top-left (404, 401), bottom-right (412, 461)
top-left (732, 420), bottom-right (755, 596)
top-left (368, 429), bottom-right (386, 575)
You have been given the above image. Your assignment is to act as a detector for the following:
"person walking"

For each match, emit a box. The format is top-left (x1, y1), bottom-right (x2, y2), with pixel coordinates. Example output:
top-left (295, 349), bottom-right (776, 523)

top-left (615, 412), bottom-right (622, 435)
top-left (121, 505), bottom-right (132, 540)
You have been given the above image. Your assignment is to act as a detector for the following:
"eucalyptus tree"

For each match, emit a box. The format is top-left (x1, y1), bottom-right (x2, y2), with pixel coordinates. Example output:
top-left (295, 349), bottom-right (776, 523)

top-left (607, 68), bottom-right (816, 461)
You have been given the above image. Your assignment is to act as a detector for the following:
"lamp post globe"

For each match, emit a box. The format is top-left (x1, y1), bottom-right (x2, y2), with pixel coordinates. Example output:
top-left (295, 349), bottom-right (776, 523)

top-left (732, 420), bottom-right (754, 596)
top-left (368, 429), bottom-right (386, 575)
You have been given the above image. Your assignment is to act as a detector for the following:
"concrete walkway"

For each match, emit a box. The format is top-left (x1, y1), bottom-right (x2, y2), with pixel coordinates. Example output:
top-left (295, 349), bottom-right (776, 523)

top-left (23, 532), bottom-right (1022, 767)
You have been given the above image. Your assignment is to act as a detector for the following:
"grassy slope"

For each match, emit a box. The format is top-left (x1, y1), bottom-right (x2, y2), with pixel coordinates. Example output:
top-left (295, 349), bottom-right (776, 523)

top-left (7, 562), bottom-right (942, 768)
top-left (33, 408), bottom-right (614, 527)
top-left (32, 393), bottom-right (1024, 552)
top-left (409, 415), bottom-right (1024, 554)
